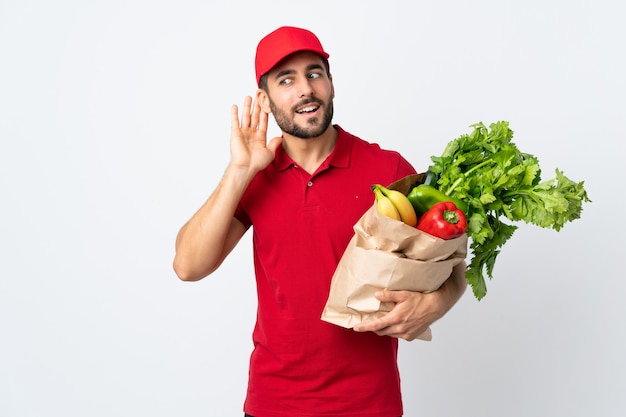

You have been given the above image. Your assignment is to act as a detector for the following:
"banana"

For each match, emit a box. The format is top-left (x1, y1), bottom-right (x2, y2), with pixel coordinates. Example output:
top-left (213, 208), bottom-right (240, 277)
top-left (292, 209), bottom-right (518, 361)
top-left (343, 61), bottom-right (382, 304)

top-left (372, 185), bottom-right (401, 221)
top-left (375, 184), bottom-right (418, 227)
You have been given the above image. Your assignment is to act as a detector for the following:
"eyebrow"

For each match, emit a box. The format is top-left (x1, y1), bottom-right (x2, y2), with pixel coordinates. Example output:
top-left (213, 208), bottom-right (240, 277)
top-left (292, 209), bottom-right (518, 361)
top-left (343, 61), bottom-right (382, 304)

top-left (274, 63), bottom-right (325, 80)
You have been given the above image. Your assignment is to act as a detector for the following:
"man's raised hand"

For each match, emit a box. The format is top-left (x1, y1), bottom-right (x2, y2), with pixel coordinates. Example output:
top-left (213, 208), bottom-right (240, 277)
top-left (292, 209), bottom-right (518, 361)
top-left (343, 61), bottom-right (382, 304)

top-left (230, 96), bottom-right (282, 175)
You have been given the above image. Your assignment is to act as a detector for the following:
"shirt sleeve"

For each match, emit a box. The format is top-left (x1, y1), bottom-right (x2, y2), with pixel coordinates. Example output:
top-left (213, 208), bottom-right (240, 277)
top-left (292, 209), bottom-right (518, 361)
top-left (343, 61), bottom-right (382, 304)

top-left (234, 203), bottom-right (252, 230)
top-left (395, 153), bottom-right (418, 179)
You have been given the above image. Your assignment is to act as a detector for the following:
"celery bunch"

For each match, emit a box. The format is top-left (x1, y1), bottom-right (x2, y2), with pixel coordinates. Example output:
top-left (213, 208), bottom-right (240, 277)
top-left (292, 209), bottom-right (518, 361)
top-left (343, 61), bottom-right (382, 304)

top-left (429, 121), bottom-right (591, 300)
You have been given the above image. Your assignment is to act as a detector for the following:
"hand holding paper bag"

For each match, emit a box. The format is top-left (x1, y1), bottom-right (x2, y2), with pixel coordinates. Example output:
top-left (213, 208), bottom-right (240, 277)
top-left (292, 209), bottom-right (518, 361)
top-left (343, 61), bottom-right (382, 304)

top-left (321, 174), bottom-right (468, 341)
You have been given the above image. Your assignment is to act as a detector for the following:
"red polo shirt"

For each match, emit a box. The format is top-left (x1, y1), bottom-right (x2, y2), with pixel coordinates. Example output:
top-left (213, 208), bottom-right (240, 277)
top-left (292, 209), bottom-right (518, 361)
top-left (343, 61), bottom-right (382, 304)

top-left (236, 125), bottom-right (416, 417)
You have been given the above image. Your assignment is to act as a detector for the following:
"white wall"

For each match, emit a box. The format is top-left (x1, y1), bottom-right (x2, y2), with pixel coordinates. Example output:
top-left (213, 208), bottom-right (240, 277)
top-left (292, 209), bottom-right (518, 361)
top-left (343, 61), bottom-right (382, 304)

top-left (1, 1), bottom-right (624, 416)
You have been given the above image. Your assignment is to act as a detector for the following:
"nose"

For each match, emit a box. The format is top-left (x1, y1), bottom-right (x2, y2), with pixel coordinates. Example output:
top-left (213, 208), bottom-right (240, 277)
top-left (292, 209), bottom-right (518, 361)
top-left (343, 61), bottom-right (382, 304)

top-left (296, 78), bottom-right (314, 98)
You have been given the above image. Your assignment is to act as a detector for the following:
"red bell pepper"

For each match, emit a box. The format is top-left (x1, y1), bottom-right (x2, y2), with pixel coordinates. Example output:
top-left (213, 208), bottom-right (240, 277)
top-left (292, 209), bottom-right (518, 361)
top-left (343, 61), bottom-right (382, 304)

top-left (416, 201), bottom-right (467, 240)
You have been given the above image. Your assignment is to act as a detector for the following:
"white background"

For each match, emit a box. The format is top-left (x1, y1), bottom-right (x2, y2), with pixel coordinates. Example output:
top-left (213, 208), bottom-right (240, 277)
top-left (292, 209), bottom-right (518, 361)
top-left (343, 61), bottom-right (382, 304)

top-left (1, 1), bottom-right (624, 416)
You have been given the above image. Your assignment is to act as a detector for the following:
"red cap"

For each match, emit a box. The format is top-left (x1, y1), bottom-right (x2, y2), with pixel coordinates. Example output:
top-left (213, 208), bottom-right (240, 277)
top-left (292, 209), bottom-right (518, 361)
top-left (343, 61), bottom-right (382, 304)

top-left (255, 26), bottom-right (330, 86)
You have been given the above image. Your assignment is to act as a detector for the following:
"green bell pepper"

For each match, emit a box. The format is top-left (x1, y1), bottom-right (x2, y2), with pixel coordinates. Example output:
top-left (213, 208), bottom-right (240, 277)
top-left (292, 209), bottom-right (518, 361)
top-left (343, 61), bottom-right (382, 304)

top-left (407, 184), bottom-right (468, 216)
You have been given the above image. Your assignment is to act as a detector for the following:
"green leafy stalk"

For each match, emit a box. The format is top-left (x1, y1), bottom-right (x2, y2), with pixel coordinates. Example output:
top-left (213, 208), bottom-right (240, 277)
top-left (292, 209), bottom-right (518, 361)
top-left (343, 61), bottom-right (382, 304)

top-left (429, 121), bottom-right (591, 300)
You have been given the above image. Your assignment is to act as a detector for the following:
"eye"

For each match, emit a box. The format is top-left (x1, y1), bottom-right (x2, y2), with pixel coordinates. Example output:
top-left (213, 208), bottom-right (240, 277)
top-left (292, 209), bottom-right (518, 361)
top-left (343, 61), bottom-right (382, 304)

top-left (308, 72), bottom-right (322, 79)
top-left (279, 77), bottom-right (293, 86)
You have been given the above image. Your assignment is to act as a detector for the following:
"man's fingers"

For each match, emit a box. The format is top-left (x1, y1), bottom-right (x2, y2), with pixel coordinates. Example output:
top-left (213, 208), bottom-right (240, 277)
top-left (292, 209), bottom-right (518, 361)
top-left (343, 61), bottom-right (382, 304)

top-left (257, 105), bottom-right (268, 132)
top-left (353, 317), bottom-right (390, 333)
top-left (233, 96), bottom-right (266, 133)
top-left (240, 96), bottom-right (252, 127)
top-left (250, 97), bottom-right (261, 129)
top-left (374, 289), bottom-right (406, 303)
top-left (231, 104), bottom-right (240, 130)
top-left (267, 136), bottom-right (283, 155)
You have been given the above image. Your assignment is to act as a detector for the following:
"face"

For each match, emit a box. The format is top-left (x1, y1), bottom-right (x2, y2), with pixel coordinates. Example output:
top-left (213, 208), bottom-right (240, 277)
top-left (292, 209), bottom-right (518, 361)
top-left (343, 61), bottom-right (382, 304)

top-left (260, 51), bottom-right (334, 139)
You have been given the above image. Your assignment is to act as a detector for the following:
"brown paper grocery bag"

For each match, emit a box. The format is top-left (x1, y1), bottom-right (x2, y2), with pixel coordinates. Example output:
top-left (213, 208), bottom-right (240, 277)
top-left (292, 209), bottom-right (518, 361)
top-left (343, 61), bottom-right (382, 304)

top-left (320, 174), bottom-right (468, 341)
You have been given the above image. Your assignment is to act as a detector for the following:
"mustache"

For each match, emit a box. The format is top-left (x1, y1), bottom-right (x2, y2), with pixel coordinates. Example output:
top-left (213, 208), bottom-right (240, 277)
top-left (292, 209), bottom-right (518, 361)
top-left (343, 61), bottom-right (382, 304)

top-left (293, 98), bottom-right (322, 110)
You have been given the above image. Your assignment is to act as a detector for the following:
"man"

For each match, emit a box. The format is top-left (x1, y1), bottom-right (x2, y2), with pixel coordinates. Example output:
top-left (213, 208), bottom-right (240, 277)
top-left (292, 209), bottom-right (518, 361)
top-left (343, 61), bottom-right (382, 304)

top-left (173, 26), bottom-right (467, 417)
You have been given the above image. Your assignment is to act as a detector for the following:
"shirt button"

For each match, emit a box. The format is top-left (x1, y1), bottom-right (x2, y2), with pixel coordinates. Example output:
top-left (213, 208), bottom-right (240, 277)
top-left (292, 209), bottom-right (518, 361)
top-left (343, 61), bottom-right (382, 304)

top-left (307, 181), bottom-right (313, 187)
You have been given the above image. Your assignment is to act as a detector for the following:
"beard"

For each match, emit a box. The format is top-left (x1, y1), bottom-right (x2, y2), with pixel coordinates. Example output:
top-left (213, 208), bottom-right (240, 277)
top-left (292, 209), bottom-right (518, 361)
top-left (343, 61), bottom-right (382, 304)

top-left (269, 97), bottom-right (334, 139)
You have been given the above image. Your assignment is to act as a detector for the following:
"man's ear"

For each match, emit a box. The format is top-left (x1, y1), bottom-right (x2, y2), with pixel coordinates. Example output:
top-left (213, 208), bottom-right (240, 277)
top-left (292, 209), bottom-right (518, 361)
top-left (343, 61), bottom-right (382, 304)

top-left (256, 89), bottom-right (271, 113)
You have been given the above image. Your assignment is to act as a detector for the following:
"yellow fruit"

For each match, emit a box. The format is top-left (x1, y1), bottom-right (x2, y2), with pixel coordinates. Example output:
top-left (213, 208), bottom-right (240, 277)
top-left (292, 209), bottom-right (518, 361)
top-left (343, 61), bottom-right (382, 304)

top-left (379, 185), bottom-right (418, 227)
top-left (372, 185), bottom-right (401, 220)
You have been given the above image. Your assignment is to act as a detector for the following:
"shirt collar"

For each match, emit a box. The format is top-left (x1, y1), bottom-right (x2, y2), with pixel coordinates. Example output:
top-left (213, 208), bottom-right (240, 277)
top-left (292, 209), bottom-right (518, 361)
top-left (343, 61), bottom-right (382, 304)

top-left (273, 125), bottom-right (352, 171)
